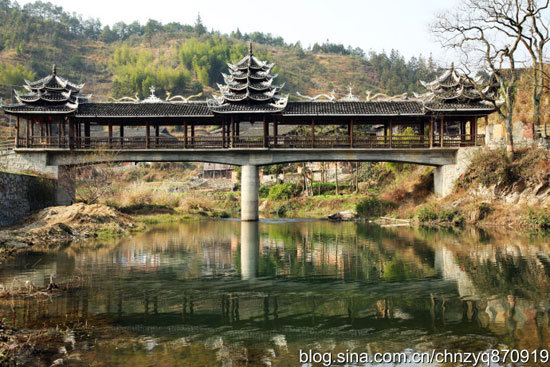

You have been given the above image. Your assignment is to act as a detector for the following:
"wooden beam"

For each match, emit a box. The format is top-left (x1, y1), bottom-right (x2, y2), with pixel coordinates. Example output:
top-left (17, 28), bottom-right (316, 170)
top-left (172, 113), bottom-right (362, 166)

top-left (85, 121), bottom-right (90, 148)
top-left (15, 117), bottom-right (19, 147)
top-left (429, 117), bottom-right (434, 148)
top-left (273, 120), bottom-right (278, 146)
top-left (230, 117), bottom-right (235, 148)
top-left (440, 116), bottom-right (444, 148)
top-left (184, 121), bottom-right (188, 148)
top-left (389, 120), bottom-right (393, 148)
top-left (155, 124), bottom-right (160, 147)
top-left (57, 119), bottom-right (61, 147)
top-left (68, 119), bottom-right (74, 149)
top-left (311, 119), bottom-right (315, 148)
top-left (349, 119), bottom-right (354, 148)
top-left (263, 117), bottom-right (268, 148)
top-left (108, 123), bottom-right (113, 148)
top-left (145, 122), bottom-right (150, 149)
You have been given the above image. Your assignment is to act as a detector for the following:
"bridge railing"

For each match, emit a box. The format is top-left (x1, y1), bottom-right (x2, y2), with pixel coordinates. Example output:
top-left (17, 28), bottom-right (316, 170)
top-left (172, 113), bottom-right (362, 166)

top-left (14, 134), bottom-right (485, 150)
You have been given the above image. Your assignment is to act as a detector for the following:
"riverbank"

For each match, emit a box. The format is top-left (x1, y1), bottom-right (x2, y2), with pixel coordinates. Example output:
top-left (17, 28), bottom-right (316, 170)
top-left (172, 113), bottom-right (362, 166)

top-left (0, 203), bottom-right (141, 260)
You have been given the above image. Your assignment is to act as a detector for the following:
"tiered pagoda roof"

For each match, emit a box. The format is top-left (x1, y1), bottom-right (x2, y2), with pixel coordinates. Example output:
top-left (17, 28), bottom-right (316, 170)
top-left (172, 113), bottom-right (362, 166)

top-left (3, 65), bottom-right (90, 114)
top-left (417, 63), bottom-right (499, 111)
top-left (208, 43), bottom-right (288, 113)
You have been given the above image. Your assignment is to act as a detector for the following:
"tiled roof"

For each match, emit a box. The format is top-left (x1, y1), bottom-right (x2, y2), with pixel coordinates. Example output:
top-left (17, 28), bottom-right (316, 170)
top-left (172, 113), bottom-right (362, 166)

top-left (2, 104), bottom-right (75, 114)
top-left (284, 102), bottom-right (425, 115)
top-left (76, 102), bottom-right (212, 117)
top-left (3, 100), bottom-right (496, 117)
top-left (423, 101), bottom-right (496, 111)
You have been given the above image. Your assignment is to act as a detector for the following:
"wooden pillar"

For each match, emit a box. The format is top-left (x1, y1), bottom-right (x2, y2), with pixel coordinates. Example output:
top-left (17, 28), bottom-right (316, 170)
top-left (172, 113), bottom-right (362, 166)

top-left (420, 121), bottom-right (425, 146)
top-left (349, 119), bottom-right (354, 148)
top-left (389, 120), bottom-right (393, 148)
top-left (440, 116), bottom-right (444, 148)
top-left (57, 119), bottom-right (62, 147)
top-left (263, 117), bottom-right (268, 148)
top-left (184, 121), bottom-right (188, 148)
top-left (108, 123), bottom-right (113, 148)
top-left (311, 119), bottom-right (315, 148)
top-left (145, 122), bottom-right (150, 149)
top-left (472, 117), bottom-right (477, 145)
top-left (15, 117), bottom-right (19, 147)
top-left (191, 124), bottom-right (195, 147)
top-left (68, 119), bottom-right (74, 149)
top-left (221, 121), bottom-right (226, 148)
top-left (40, 121), bottom-right (44, 144)
top-left (384, 122), bottom-right (388, 146)
top-left (273, 120), bottom-right (278, 146)
top-left (26, 119), bottom-right (31, 147)
top-left (155, 124), bottom-right (160, 148)
top-left (429, 117), bottom-right (434, 148)
top-left (120, 125), bottom-right (124, 147)
top-left (230, 117), bottom-right (235, 148)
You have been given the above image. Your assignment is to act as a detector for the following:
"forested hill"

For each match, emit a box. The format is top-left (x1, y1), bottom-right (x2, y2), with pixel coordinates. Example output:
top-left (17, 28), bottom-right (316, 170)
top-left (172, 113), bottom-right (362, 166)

top-left (0, 0), bottom-right (439, 102)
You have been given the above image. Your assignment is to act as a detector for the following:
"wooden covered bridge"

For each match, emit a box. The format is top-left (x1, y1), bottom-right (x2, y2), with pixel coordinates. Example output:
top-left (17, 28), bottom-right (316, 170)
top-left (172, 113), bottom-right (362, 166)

top-left (1, 47), bottom-right (497, 220)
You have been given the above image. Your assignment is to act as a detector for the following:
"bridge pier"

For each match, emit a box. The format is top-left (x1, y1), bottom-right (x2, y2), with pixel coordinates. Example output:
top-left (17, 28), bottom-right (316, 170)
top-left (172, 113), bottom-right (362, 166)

top-left (433, 147), bottom-right (479, 197)
top-left (240, 221), bottom-right (259, 280)
top-left (241, 164), bottom-right (259, 221)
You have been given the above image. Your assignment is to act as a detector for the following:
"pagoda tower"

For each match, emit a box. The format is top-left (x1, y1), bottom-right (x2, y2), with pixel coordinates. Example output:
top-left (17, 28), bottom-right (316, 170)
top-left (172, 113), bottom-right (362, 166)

top-left (208, 43), bottom-right (288, 112)
top-left (12, 64), bottom-right (90, 113)
top-left (417, 63), bottom-right (498, 108)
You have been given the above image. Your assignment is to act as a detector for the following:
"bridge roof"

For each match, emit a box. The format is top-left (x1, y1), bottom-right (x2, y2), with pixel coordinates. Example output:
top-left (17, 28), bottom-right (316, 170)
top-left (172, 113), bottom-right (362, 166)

top-left (3, 100), bottom-right (495, 120)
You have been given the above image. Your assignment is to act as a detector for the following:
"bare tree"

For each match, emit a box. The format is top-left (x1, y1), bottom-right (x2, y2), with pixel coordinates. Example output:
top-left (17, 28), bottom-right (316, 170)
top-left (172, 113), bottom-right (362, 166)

top-left (520, 0), bottom-right (550, 139)
top-left (433, 0), bottom-right (533, 157)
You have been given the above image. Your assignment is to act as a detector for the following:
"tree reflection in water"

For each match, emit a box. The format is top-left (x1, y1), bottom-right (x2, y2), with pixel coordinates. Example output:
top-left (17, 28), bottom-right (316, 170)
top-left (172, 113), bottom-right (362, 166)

top-left (0, 220), bottom-right (549, 366)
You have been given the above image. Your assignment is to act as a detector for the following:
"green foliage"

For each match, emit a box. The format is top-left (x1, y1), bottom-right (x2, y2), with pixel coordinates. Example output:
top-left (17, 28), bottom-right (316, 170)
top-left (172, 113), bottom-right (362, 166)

top-left (268, 183), bottom-right (300, 200)
top-left (259, 185), bottom-right (270, 199)
top-left (110, 46), bottom-right (196, 98)
top-left (526, 208), bottom-right (550, 229)
top-left (0, 62), bottom-right (35, 95)
top-left (416, 205), bottom-right (438, 223)
top-left (438, 209), bottom-right (464, 225)
top-left (355, 195), bottom-right (395, 218)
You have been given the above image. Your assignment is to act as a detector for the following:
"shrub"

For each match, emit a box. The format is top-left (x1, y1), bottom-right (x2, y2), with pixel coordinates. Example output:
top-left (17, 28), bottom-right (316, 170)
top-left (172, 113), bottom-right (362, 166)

top-left (356, 196), bottom-right (396, 218)
top-left (438, 209), bottom-right (464, 225)
top-left (268, 183), bottom-right (300, 200)
top-left (416, 205), bottom-right (438, 222)
top-left (526, 208), bottom-right (550, 229)
top-left (259, 185), bottom-right (270, 199)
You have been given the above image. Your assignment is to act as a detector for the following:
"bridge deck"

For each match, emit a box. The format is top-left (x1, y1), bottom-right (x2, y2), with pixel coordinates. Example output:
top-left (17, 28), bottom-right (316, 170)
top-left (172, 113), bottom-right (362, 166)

top-left (16, 134), bottom-right (484, 150)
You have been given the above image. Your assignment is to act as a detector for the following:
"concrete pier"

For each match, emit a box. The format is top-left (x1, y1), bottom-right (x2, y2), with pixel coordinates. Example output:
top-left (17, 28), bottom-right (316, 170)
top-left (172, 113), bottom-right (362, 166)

top-left (240, 221), bottom-right (259, 280)
top-left (241, 164), bottom-right (259, 221)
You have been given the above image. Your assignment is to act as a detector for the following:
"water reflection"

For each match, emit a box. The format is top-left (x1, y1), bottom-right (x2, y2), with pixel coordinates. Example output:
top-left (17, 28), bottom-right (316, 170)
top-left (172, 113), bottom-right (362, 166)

top-left (240, 221), bottom-right (259, 280)
top-left (1, 221), bottom-right (549, 366)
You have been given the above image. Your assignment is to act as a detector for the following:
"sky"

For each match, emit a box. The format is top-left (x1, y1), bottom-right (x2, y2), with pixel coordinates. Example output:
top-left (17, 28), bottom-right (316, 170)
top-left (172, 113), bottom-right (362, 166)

top-left (17, 0), bottom-right (459, 64)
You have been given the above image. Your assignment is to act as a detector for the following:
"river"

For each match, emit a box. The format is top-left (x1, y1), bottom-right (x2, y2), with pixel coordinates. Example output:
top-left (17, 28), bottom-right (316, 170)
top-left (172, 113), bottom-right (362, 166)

top-left (1, 220), bottom-right (549, 366)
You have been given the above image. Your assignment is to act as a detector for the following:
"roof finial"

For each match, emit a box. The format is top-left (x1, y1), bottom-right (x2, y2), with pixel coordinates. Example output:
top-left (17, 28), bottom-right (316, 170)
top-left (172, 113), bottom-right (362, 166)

top-left (52, 64), bottom-right (57, 75)
top-left (450, 62), bottom-right (454, 71)
top-left (248, 42), bottom-right (253, 55)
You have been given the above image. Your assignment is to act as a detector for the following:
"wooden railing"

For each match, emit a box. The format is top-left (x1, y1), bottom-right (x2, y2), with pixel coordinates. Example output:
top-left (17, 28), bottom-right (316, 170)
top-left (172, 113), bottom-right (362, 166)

top-left (16, 134), bottom-right (485, 150)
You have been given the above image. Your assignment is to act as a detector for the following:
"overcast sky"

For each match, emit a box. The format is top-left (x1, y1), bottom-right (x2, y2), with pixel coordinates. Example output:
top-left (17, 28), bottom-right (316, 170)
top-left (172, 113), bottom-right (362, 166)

top-left (17, 0), bottom-right (458, 64)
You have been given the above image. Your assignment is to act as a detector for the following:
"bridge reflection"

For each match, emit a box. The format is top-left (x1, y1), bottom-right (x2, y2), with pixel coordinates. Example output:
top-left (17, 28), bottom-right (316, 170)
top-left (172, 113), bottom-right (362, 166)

top-left (1, 222), bottom-right (550, 349)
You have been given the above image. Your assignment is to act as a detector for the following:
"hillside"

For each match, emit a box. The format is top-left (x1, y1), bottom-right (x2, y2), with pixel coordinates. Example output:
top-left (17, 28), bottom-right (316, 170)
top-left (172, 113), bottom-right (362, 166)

top-left (0, 1), bottom-right (438, 103)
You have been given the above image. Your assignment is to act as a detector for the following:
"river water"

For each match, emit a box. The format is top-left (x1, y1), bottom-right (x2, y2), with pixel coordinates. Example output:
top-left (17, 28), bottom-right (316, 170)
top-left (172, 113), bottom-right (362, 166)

top-left (1, 219), bottom-right (550, 366)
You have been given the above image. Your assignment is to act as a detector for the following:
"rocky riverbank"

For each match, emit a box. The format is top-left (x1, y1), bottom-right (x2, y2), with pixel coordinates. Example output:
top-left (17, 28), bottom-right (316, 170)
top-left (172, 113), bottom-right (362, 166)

top-left (0, 203), bottom-right (140, 260)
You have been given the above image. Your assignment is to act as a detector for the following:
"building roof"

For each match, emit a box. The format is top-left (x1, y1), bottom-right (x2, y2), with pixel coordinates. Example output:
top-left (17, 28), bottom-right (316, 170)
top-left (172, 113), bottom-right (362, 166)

top-left (208, 43), bottom-right (288, 113)
top-left (3, 100), bottom-right (494, 119)
top-left (3, 65), bottom-right (90, 115)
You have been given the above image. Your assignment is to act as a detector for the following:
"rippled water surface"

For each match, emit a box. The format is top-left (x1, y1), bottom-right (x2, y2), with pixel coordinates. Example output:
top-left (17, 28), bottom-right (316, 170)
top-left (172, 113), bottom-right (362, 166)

top-left (1, 220), bottom-right (550, 366)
